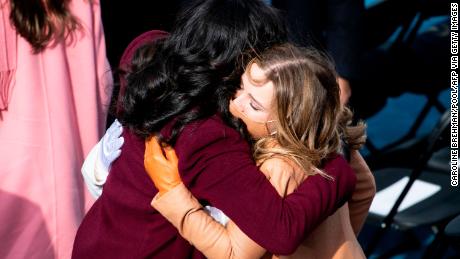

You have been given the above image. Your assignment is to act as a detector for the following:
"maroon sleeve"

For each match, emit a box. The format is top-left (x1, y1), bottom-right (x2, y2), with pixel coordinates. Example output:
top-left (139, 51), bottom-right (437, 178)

top-left (172, 116), bottom-right (356, 255)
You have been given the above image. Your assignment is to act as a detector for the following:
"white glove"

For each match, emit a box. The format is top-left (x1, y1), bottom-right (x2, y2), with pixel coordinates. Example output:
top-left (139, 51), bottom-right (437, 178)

top-left (96, 119), bottom-right (124, 178)
top-left (82, 119), bottom-right (124, 198)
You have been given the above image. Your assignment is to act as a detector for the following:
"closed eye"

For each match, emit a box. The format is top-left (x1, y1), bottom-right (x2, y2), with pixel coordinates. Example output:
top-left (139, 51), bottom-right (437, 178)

top-left (249, 102), bottom-right (261, 111)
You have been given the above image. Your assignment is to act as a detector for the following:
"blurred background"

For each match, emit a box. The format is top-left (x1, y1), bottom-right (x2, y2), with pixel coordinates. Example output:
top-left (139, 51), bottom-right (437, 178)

top-left (100, 0), bottom-right (456, 258)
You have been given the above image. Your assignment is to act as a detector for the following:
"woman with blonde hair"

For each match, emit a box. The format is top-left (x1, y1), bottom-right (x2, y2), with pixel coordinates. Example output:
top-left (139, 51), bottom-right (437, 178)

top-left (145, 43), bottom-right (375, 258)
top-left (0, 0), bottom-right (111, 257)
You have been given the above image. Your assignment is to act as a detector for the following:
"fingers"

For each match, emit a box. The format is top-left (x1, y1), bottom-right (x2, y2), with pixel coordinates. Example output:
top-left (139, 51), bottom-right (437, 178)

top-left (109, 120), bottom-right (123, 138)
top-left (107, 150), bottom-right (122, 163)
top-left (103, 120), bottom-right (123, 151)
top-left (164, 146), bottom-right (179, 165)
top-left (111, 136), bottom-right (124, 151)
top-left (144, 137), bottom-right (163, 160)
top-left (114, 123), bottom-right (123, 137)
top-left (107, 119), bottom-right (119, 135)
top-left (103, 136), bottom-right (124, 157)
top-left (114, 119), bottom-right (121, 127)
top-left (144, 137), bottom-right (177, 164)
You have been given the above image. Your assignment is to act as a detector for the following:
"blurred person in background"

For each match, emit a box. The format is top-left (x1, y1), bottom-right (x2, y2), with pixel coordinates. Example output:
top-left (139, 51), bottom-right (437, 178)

top-left (272, 0), bottom-right (364, 105)
top-left (0, 0), bottom-right (112, 258)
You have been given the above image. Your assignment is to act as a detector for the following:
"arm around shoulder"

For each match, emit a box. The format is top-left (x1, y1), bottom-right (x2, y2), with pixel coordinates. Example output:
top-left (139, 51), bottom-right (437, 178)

top-left (173, 119), bottom-right (356, 254)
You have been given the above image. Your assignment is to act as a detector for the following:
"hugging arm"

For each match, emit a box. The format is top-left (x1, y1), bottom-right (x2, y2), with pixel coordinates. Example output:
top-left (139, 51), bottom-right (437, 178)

top-left (146, 138), bottom-right (310, 258)
top-left (145, 138), bottom-right (286, 258)
top-left (155, 122), bottom-right (356, 254)
top-left (151, 146), bottom-right (375, 258)
top-left (152, 183), bottom-right (266, 259)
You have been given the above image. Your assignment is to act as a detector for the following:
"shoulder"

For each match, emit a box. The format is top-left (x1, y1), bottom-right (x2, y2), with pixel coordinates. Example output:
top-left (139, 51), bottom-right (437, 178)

top-left (260, 157), bottom-right (297, 177)
top-left (170, 115), bottom-right (261, 185)
top-left (323, 154), bottom-right (353, 173)
top-left (260, 156), bottom-right (308, 196)
top-left (175, 115), bottom-right (250, 154)
top-left (122, 128), bottom-right (145, 153)
top-left (184, 114), bottom-right (239, 138)
top-left (170, 115), bottom-right (255, 175)
top-left (114, 128), bottom-right (145, 171)
top-left (322, 154), bottom-right (357, 199)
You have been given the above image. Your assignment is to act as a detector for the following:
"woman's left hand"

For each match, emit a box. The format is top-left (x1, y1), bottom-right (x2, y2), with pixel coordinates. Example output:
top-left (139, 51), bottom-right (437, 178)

top-left (144, 137), bottom-right (182, 196)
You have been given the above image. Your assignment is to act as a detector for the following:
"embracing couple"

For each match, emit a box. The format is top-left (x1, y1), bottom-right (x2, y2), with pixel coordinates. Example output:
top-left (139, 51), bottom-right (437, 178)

top-left (73, 0), bottom-right (375, 258)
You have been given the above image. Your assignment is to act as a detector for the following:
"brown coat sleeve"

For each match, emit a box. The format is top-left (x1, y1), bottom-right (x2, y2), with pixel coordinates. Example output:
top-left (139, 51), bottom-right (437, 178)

top-left (170, 118), bottom-right (357, 254)
top-left (347, 150), bottom-right (376, 235)
top-left (151, 157), bottom-right (306, 258)
top-left (151, 183), bottom-right (266, 259)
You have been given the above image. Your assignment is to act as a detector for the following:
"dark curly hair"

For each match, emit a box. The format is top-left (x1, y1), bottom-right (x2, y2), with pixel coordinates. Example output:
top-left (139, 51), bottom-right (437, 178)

top-left (119, 0), bottom-right (287, 145)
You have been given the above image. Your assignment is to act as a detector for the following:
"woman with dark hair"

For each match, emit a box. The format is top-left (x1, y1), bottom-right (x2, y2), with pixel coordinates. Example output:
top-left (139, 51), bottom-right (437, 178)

top-left (118, 0), bottom-right (288, 142)
top-left (73, 0), bottom-right (356, 257)
top-left (0, 0), bottom-right (111, 258)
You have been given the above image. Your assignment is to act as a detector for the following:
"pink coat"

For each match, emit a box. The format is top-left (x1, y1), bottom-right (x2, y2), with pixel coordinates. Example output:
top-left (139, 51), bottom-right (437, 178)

top-left (0, 0), bottom-right (112, 258)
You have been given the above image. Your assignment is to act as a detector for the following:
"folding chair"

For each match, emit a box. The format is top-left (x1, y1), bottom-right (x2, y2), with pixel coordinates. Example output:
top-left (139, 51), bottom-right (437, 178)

top-left (364, 111), bottom-right (458, 258)
top-left (359, 0), bottom-right (449, 157)
top-left (421, 213), bottom-right (460, 259)
top-left (443, 215), bottom-right (460, 257)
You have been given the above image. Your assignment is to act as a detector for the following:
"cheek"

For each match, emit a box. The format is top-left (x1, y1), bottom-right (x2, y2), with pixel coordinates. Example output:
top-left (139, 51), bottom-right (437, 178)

top-left (246, 110), bottom-right (271, 123)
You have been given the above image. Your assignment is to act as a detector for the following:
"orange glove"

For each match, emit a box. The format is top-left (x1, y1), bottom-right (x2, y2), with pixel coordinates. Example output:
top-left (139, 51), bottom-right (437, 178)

top-left (144, 137), bottom-right (182, 196)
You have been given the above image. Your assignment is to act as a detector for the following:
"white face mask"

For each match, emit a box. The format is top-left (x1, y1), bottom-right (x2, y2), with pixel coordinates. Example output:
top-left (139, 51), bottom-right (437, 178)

top-left (229, 100), bottom-right (277, 139)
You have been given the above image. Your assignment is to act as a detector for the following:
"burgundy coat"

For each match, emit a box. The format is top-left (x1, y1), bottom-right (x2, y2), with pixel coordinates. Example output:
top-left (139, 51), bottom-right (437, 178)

top-left (72, 114), bottom-right (356, 258)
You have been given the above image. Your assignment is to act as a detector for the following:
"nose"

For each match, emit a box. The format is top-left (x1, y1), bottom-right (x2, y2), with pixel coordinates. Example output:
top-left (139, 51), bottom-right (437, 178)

top-left (234, 89), bottom-right (244, 99)
top-left (233, 91), bottom-right (247, 112)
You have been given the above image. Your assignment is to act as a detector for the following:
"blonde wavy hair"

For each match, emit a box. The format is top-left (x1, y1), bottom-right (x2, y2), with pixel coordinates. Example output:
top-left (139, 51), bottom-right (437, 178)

top-left (249, 44), bottom-right (366, 179)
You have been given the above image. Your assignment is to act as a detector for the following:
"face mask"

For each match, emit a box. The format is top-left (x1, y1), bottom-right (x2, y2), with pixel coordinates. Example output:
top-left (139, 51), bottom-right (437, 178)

top-left (229, 100), bottom-right (277, 139)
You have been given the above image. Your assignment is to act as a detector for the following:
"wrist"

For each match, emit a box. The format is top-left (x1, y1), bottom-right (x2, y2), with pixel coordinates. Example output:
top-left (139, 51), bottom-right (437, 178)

top-left (157, 180), bottom-right (182, 196)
